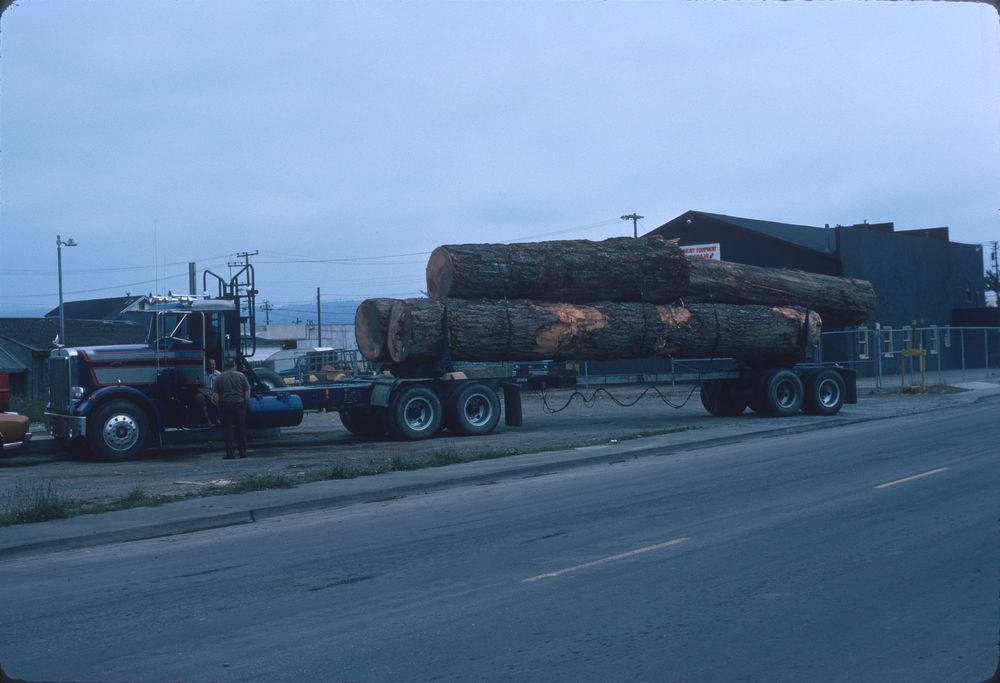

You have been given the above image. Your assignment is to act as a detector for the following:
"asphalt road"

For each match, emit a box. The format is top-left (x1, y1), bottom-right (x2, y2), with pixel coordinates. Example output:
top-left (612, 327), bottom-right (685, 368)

top-left (1, 400), bottom-right (997, 682)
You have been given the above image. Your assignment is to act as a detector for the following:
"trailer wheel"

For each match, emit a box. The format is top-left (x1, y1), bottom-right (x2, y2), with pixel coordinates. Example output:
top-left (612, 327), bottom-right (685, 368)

top-left (699, 380), bottom-right (747, 417)
top-left (87, 400), bottom-right (150, 461)
top-left (802, 368), bottom-right (846, 415)
top-left (388, 385), bottom-right (442, 440)
top-left (338, 407), bottom-right (387, 437)
top-left (754, 368), bottom-right (803, 417)
top-left (447, 383), bottom-right (501, 435)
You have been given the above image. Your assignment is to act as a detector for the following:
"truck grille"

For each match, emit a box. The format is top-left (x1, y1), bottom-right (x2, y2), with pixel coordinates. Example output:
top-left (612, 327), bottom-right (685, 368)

top-left (48, 354), bottom-right (71, 411)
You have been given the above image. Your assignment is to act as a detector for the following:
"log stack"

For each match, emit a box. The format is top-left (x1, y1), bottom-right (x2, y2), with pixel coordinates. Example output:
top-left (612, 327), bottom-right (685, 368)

top-left (355, 235), bottom-right (875, 365)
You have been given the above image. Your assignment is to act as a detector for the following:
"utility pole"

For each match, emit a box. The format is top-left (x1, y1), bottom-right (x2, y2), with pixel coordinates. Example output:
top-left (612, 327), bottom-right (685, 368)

top-left (991, 240), bottom-right (999, 283)
top-left (621, 213), bottom-right (644, 238)
top-left (260, 300), bottom-right (273, 325)
top-left (316, 288), bottom-right (322, 347)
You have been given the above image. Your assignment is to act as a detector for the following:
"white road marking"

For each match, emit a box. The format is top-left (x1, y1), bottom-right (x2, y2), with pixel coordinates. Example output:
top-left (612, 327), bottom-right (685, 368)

top-left (522, 536), bottom-right (690, 583)
top-left (874, 467), bottom-right (950, 490)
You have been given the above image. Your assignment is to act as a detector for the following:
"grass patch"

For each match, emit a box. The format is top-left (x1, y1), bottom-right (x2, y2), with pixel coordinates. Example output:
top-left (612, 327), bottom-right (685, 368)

top-left (389, 456), bottom-right (423, 472)
top-left (0, 480), bottom-right (76, 526)
top-left (83, 487), bottom-right (182, 515)
top-left (218, 473), bottom-right (298, 494)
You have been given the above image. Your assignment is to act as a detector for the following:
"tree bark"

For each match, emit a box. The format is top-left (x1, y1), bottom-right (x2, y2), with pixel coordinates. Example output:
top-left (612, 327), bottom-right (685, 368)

top-left (685, 259), bottom-right (875, 328)
top-left (387, 298), bottom-right (821, 364)
top-left (426, 236), bottom-right (873, 327)
top-left (426, 235), bottom-right (690, 303)
top-left (354, 298), bottom-right (397, 362)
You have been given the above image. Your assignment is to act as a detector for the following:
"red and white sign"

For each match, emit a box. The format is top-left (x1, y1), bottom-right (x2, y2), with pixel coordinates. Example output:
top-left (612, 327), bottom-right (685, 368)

top-left (681, 242), bottom-right (721, 260)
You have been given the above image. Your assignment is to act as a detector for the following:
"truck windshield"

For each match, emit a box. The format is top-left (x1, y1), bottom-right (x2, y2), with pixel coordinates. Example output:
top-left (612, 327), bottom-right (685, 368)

top-left (151, 312), bottom-right (202, 346)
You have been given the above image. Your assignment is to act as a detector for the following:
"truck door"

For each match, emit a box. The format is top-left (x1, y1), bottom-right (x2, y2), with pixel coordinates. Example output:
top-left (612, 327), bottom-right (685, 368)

top-left (154, 311), bottom-right (206, 425)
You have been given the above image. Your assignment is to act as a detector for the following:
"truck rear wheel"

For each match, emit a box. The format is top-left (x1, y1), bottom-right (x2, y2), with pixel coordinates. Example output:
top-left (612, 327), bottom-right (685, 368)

top-left (802, 368), bottom-right (846, 415)
top-left (699, 379), bottom-right (747, 417)
top-left (388, 385), bottom-right (442, 440)
top-left (87, 400), bottom-right (150, 461)
top-left (753, 368), bottom-right (803, 417)
top-left (339, 407), bottom-right (387, 437)
top-left (447, 383), bottom-right (501, 435)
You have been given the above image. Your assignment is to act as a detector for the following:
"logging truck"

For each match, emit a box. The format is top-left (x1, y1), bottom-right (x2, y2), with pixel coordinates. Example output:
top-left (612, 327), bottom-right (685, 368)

top-left (44, 266), bottom-right (522, 461)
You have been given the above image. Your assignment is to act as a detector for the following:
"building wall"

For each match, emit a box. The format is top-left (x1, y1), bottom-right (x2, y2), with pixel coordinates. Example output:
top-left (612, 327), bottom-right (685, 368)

top-left (836, 226), bottom-right (984, 327)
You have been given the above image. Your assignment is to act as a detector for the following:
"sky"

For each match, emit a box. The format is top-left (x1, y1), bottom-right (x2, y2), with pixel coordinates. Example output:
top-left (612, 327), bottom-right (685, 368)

top-left (1, 0), bottom-right (999, 321)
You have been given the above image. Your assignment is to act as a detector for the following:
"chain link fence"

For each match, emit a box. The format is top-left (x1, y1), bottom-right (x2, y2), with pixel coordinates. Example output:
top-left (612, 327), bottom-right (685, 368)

top-left (817, 325), bottom-right (1000, 391)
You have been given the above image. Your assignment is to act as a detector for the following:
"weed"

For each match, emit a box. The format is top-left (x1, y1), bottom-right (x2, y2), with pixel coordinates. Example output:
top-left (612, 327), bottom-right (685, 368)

top-left (0, 480), bottom-right (76, 526)
top-left (82, 487), bottom-right (181, 515)
top-left (389, 456), bottom-right (422, 472)
top-left (219, 473), bottom-right (297, 494)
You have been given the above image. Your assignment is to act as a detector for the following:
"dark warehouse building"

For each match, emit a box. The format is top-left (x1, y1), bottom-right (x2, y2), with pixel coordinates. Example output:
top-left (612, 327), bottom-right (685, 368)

top-left (650, 210), bottom-right (987, 329)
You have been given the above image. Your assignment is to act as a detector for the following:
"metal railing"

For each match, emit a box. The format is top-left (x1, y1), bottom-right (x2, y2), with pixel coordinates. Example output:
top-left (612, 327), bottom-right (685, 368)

top-left (817, 325), bottom-right (1000, 391)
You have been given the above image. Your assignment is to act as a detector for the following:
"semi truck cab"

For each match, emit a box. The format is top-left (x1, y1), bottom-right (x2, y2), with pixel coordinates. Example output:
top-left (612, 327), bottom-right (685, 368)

top-left (45, 293), bottom-right (303, 460)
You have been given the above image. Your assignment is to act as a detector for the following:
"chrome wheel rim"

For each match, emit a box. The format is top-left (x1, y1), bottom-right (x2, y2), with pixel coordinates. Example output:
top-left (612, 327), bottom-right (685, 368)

top-left (102, 414), bottom-right (140, 452)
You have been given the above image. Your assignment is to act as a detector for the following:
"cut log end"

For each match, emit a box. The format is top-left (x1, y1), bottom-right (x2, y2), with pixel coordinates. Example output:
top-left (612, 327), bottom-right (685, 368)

top-left (425, 246), bottom-right (453, 300)
top-left (354, 298), bottom-right (396, 362)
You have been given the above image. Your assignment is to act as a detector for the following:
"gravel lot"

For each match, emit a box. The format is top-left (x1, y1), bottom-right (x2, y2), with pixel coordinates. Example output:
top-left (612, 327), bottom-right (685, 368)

top-left (0, 383), bottom-right (985, 508)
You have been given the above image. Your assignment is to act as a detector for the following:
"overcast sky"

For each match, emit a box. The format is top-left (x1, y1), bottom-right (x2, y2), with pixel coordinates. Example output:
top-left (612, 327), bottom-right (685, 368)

top-left (1, 0), bottom-right (998, 318)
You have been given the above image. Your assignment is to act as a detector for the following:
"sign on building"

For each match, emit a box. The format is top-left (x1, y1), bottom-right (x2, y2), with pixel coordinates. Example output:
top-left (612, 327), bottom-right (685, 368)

top-left (681, 242), bottom-right (721, 260)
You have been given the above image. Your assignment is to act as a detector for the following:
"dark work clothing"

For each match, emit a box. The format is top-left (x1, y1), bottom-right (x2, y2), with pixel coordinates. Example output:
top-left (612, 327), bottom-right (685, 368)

top-left (219, 401), bottom-right (248, 459)
top-left (214, 370), bottom-right (250, 404)
top-left (215, 369), bottom-right (250, 458)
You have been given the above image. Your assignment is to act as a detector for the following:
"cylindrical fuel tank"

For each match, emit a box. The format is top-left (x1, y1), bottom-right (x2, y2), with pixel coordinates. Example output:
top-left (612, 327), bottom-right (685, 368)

top-left (246, 393), bottom-right (304, 429)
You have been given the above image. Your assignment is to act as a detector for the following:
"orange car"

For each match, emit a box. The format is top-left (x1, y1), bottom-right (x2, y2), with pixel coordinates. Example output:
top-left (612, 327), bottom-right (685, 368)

top-left (0, 412), bottom-right (31, 451)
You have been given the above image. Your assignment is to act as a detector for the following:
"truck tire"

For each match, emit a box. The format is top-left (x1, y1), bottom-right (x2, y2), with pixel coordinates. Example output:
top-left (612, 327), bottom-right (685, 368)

top-left (86, 400), bottom-right (150, 461)
top-left (447, 383), bottom-right (501, 436)
top-left (255, 368), bottom-right (284, 390)
top-left (339, 407), bottom-right (387, 437)
top-left (802, 368), bottom-right (846, 415)
top-left (753, 368), bottom-right (803, 417)
top-left (388, 384), bottom-right (442, 441)
top-left (699, 379), bottom-right (747, 417)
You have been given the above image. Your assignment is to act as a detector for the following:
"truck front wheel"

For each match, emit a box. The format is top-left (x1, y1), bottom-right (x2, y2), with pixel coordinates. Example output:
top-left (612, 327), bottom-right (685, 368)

top-left (87, 400), bottom-right (150, 461)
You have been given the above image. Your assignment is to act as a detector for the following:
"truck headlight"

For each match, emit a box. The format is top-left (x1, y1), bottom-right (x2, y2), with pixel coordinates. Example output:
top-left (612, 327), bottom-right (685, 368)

top-left (71, 386), bottom-right (85, 400)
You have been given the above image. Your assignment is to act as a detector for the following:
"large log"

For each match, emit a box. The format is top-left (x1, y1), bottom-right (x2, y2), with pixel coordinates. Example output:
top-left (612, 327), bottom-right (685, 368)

top-left (354, 298), bottom-right (397, 362)
top-left (686, 259), bottom-right (875, 328)
top-left (387, 298), bottom-right (821, 364)
top-left (427, 236), bottom-right (873, 327)
top-left (426, 235), bottom-right (690, 303)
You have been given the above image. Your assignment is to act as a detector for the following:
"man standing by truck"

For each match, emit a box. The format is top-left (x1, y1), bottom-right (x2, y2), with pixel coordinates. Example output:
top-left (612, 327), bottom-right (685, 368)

top-left (212, 359), bottom-right (251, 459)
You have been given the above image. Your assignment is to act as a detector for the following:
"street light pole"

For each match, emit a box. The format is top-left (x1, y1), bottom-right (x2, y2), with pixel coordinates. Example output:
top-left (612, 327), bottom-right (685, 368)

top-left (56, 235), bottom-right (77, 346)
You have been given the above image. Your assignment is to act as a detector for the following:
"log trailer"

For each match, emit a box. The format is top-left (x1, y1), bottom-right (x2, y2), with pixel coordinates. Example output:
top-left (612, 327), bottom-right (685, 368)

top-left (44, 266), bottom-right (521, 461)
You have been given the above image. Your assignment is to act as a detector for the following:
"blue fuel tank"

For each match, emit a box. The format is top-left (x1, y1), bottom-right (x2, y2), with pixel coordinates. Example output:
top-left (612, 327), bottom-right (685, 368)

top-left (246, 393), bottom-right (304, 429)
